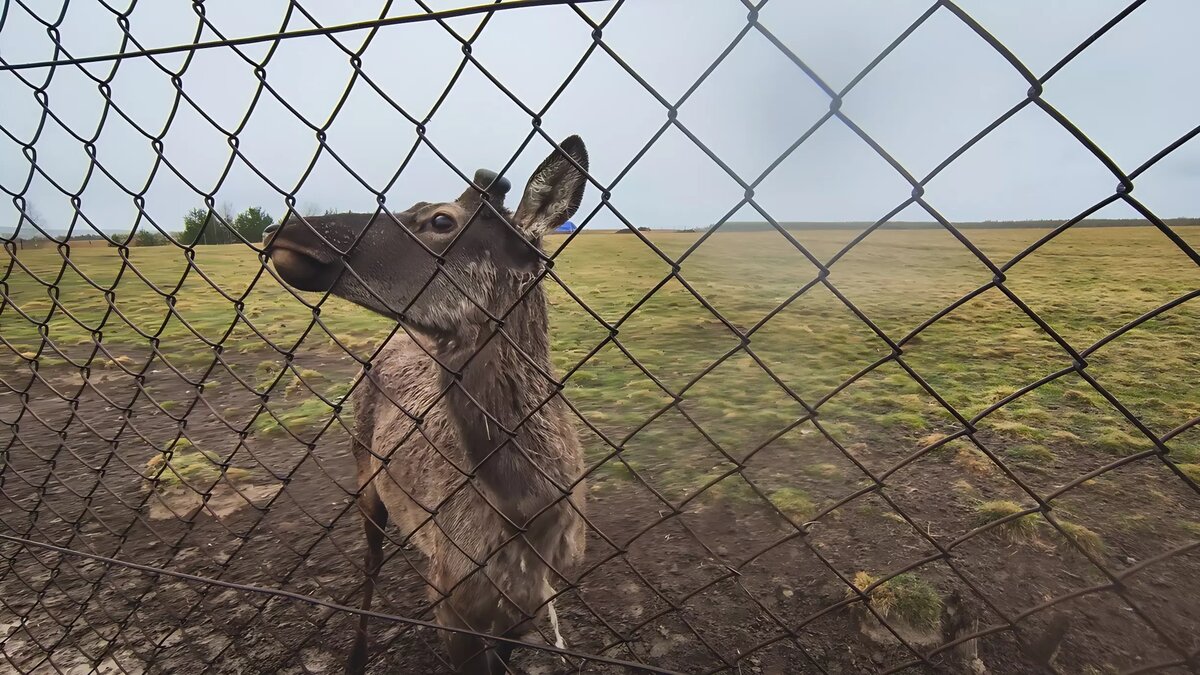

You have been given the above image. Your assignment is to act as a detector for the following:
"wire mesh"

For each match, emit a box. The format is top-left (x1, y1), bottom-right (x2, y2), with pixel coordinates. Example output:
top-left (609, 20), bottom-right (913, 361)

top-left (2, 1), bottom-right (1199, 674)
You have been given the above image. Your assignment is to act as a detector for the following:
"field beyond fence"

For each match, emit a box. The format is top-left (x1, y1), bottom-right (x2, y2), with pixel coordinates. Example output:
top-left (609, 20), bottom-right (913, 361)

top-left (3, 224), bottom-right (1200, 673)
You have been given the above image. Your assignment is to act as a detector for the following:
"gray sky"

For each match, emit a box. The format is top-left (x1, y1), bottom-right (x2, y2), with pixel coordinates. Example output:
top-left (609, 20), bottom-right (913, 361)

top-left (1, 0), bottom-right (1197, 235)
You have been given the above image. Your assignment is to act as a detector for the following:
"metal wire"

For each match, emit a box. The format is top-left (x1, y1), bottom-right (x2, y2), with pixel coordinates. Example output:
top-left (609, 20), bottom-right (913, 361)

top-left (2, 0), bottom-right (1198, 673)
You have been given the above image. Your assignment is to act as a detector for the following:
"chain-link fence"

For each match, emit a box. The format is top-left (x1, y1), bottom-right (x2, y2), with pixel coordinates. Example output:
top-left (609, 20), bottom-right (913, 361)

top-left (3, 1), bottom-right (1199, 673)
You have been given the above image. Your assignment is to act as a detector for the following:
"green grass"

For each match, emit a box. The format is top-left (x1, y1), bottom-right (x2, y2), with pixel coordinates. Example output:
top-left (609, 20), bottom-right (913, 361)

top-left (0, 243), bottom-right (393, 360)
top-left (1177, 446), bottom-right (1200, 464)
top-left (254, 397), bottom-right (346, 436)
top-left (768, 487), bottom-right (817, 522)
top-left (988, 419), bottom-right (1044, 440)
top-left (1005, 444), bottom-right (1056, 464)
top-left (1176, 464), bottom-right (1200, 483)
top-left (1056, 520), bottom-right (1105, 558)
top-left (973, 500), bottom-right (1042, 541)
top-left (145, 439), bottom-right (249, 489)
top-left (849, 571), bottom-right (943, 630)
top-left (971, 500), bottom-right (1107, 556)
top-left (5, 227), bottom-right (1199, 505)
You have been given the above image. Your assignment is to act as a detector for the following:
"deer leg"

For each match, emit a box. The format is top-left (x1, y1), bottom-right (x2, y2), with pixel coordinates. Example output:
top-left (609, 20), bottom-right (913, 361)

top-left (438, 599), bottom-right (516, 675)
top-left (493, 640), bottom-right (516, 671)
top-left (346, 484), bottom-right (388, 675)
top-left (442, 629), bottom-right (510, 675)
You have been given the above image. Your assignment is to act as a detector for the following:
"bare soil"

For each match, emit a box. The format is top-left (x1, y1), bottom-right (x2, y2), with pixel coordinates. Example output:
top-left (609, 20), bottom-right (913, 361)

top-left (1, 353), bottom-right (1198, 675)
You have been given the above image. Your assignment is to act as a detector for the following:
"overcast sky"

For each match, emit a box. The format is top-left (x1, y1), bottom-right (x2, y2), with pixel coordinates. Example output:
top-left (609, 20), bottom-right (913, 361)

top-left (1, 0), bottom-right (1197, 235)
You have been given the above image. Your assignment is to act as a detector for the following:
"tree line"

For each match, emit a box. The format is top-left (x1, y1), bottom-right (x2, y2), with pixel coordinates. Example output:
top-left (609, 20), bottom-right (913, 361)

top-left (7, 202), bottom-right (345, 248)
top-left (125, 203), bottom-right (338, 247)
top-left (123, 204), bottom-right (274, 247)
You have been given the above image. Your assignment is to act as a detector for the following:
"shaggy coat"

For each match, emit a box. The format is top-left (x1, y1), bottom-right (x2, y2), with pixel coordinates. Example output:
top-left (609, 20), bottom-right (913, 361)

top-left (351, 278), bottom-right (586, 649)
top-left (264, 136), bottom-right (592, 674)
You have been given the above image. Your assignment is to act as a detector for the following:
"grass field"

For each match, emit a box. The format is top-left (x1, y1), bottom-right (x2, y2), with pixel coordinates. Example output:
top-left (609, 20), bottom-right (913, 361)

top-left (4, 225), bottom-right (1199, 487)
top-left (3, 224), bottom-right (1200, 672)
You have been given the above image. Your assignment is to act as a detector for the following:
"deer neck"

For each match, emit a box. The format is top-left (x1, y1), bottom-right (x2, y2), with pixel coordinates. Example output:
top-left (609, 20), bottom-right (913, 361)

top-left (436, 282), bottom-right (565, 522)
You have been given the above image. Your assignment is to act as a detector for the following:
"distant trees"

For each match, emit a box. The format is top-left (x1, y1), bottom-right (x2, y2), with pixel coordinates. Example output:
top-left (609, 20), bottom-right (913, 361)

top-left (132, 230), bottom-right (169, 247)
top-left (233, 207), bottom-right (273, 241)
top-left (181, 204), bottom-right (274, 245)
top-left (107, 227), bottom-right (169, 248)
top-left (8, 201), bottom-right (282, 249)
top-left (181, 207), bottom-right (216, 245)
top-left (181, 206), bottom-right (228, 245)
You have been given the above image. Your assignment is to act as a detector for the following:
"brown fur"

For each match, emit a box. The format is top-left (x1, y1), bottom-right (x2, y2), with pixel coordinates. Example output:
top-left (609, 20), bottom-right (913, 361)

top-left (352, 281), bottom-right (586, 671)
top-left (263, 137), bottom-right (591, 674)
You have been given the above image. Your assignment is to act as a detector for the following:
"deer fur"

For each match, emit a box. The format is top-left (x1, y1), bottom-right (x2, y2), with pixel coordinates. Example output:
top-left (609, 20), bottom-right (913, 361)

top-left (263, 137), bottom-right (591, 674)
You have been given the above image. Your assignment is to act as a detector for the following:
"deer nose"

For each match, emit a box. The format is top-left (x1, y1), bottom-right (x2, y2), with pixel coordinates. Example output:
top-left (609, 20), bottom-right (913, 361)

top-left (475, 169), bottom-right (511, 197)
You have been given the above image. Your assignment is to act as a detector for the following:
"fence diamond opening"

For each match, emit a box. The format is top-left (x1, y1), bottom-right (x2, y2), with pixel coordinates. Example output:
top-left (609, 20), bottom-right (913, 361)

top-left (2, 1), bottom-right (1199, 674)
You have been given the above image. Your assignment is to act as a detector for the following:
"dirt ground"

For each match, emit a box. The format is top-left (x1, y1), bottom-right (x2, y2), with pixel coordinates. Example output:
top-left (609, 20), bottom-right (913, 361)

top-left (1, 349), bottom-right (1198, 675)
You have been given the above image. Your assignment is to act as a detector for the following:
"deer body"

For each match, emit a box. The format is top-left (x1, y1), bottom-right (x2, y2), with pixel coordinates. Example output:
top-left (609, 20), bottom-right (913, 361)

top-left (263, 137), bottom-right (592, 674)
top-left (352, 295), bottom-right (585, 650)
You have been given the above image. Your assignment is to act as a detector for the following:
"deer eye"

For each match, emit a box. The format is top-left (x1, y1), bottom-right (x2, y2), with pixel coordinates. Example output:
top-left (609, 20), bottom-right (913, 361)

top-left (430, 214), bottom-right (456, 232)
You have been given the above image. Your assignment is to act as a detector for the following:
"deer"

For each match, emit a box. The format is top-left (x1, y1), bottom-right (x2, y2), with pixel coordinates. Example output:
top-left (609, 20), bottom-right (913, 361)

top-left (262, 137), bottom-right (591, 674)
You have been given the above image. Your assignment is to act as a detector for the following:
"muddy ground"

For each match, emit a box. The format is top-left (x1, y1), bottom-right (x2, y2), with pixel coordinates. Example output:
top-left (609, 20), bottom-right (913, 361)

top-left (1, 349), bottom-right (1198, 675)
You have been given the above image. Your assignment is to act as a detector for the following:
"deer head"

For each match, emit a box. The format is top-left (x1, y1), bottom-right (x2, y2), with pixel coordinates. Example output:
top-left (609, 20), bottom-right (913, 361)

top-left (263, 136), bottom-right (588, 338)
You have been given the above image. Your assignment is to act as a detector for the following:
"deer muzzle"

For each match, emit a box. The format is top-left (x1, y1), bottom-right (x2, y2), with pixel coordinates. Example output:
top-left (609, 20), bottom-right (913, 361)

top-left (263, 220), bottom-right (343, 292)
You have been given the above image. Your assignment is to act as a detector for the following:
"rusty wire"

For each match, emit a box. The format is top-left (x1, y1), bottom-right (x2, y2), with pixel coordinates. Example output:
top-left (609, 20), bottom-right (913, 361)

top-left (2, 0), bottom-right (1199, 674)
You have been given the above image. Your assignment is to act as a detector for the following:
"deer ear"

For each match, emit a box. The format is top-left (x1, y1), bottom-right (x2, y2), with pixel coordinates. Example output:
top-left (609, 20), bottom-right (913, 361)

top-left (512, 136), bottom-right (588, 237)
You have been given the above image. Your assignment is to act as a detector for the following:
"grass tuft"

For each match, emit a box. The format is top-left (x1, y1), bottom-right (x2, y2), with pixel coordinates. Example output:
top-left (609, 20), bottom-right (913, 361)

top-left (849, 572), bottom-right (942, 630)
top-left (254, 397), bottom-right (347, 436)
top-left (1096, 429), bottom-right (1154, 455)
top-left (284, 368), bottom-right (324, 397)
top-left (255, 360), bottom-right (279, 387)
top-left (801, 463), bottom-right (842, 479)
top-left (100, 354), bottom-right (138, 369)
top-left (990, 420), bottom-right (1042, 439)
top-left (1063, 388), bottom-right (1105, 407)
top-left (769, 487), bottom-right (816, 522)
top-left (918, 432), bottom-right (948, 448)
top-left (145, 441), bottom-right (248, 489)
top-left (1048, 430), bottom-right (1082, 443)
top-left (952, 479), bottom-right (979, 498)
top-left (590, 459), bottom-right (637, 485)
top-left (974, 500), bottom-right (1041, 541)
top-left (1056, 520), bottom-right (1105, 557)
top-left (954, 447), bottom-right (995, 475)
top-left (1005, 444), bottom-right (1055, 464)
top-left (1175, 463), bottom-right (1200, 483)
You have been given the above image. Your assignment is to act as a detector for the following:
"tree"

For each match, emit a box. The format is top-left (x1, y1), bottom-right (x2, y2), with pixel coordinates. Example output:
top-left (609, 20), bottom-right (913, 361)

top-left (181, 207), bottom-right (211, 245)
top-left (233, 206), bottom-right (273, 241)
top-left (181, 205), bottom-right (243, 245)
top-left (213, 201), bottom-right (237, 244)
top-left (133, 229), bottom-right (169, 247)
top-left (23, 202), bottom-right (43, 222)
top-left (18, 201), bottom-right (44, 237)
